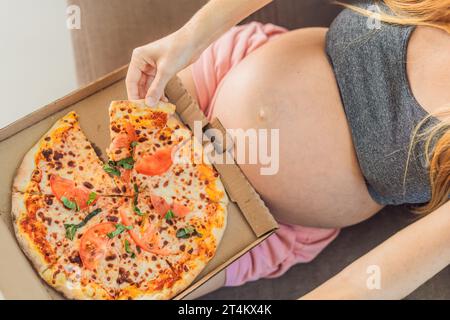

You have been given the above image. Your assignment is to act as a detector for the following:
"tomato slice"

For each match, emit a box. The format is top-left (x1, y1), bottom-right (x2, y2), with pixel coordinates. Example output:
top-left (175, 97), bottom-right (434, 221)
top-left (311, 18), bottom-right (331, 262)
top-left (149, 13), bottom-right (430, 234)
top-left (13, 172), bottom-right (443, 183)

top-left (135, 147), bottom-right (173, 176)
top-left (150, 195), bottom-right (190, 218)
top-left (125, 123), bottom-right (138, 142)
top-left (110, 123), bottom-right (137, 151)
top-left (119, 207), bottom-right (170, 256)
top-left (120, 167), bottom-right (131, 184)
top-left (79, 222), bottom-right (116, 270)
top-left (111, 133), bottom-right (130, 149)
top-left (150, 194), bottom-right (171, 217)
top-left (49, 175), bottom-right (91, 209)
top-left (171, 202), bottom-right (190, 217)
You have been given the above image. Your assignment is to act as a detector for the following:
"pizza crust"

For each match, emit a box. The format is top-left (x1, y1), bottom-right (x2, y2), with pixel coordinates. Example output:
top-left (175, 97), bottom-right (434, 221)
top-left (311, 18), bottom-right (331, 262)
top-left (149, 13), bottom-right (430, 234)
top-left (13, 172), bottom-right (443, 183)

top-left (11, 192), bottom-right (52, 275)
top-left (40, 266), bottom-right (115, 300)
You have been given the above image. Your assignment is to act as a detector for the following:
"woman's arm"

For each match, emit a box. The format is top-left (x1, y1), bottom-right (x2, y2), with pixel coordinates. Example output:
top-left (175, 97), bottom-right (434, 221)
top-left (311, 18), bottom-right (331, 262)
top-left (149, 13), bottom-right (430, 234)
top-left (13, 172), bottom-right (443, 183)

top-left (183, 0), bottom-right (273, 60)
top-left (126, 0), bottom-right (272, 105)
top-left (302, 201), bottom-right (450, 299)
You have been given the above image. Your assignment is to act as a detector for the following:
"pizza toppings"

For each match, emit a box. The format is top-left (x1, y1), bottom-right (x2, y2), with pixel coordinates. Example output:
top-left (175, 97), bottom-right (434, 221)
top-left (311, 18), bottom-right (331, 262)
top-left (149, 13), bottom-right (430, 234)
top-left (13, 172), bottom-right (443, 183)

top-left (103, 161), bottom-right (121, 177)
top-left (164, 209), bottom-right (174, 222)
top-left (107, 223), bottom-right (133, 239)
top-left (109, 123), bottom-right (138, 162)
top-left (50, 175), bottom-right (91, 210)
top-left (111, 123), bottom-right (137, 148)
top-left (61, 196), bottom-right (79, 211)
top-left (176, 226), bottom-right (202, 239)
top-left (150, 194), bottom-right (171, 217)
top-left (103, 157), bottom-right (135, 178)
top-left (171, 202), bottom-right (190, 217)
top-left (86, 192), bottom-right (97, 205)
top-left (133, 206), bottom-right (144, 216)
top-left (116, 157), bottom-right (135, 170)
top-left (132, 184), bottom-right (144, 216)
top-left (129, 224), bottom-right (170, 256)
top-left (119, 207), bottom-right (171, 256)
top-left (124, 239), bottom-right (136, 258)
top-left (64, 208), bottom-right (102, 240)
top-left (79, 222), bottom-right (116, 270)
top-left (135, 147), bottom-right (173, 176)
top-left (111, 133), bottom-right (131, 150)
top-left (150, 195), bottom-right (190, 218)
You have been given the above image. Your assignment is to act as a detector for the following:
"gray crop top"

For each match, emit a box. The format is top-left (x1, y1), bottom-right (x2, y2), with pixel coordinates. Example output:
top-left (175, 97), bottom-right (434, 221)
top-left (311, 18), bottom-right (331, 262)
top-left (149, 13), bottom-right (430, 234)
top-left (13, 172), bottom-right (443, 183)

top-left (325, 3), bottom-right (444, 205)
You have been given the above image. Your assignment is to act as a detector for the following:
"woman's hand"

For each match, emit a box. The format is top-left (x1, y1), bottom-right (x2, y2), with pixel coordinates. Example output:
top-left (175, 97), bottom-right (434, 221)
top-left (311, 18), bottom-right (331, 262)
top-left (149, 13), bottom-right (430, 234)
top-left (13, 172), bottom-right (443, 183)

top-left (125, 0), bottom-right (273, 106)
top-left (126, 29), bottom-right (195, 106)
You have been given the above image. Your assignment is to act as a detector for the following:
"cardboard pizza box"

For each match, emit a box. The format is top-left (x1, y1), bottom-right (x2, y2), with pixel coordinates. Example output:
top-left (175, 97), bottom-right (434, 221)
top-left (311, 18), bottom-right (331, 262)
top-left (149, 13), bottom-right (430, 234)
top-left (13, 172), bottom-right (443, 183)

top-left (0, 65), bottom-right (278, 300)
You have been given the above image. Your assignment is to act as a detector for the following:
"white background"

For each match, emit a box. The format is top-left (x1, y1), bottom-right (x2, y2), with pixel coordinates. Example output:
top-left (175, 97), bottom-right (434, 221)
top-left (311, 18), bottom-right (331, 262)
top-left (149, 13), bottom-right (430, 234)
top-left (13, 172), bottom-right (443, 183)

top-left (0, 1), bottom-right (77, 128)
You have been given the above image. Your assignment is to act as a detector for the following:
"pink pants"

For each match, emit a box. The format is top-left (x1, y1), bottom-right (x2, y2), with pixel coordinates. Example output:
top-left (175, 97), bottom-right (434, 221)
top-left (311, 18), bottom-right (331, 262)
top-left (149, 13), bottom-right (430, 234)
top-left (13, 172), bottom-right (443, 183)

top-left (191, 22), bottom-right (340, 287)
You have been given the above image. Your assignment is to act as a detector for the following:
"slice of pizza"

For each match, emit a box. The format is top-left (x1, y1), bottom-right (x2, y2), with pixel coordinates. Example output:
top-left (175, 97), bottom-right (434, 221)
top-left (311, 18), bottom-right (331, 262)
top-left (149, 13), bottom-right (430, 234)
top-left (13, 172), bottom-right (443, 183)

top-left (107, 100), bottom-right (228, 205)
top-left (13, 112), bottom-right (124, 198)
top-left (12, 192), bottom-right (127, 299)
top-left (115, 246), bottom-right (180, 300)
top-left (113, 194), bottom-right (227, 299)
top-left (106, 100), bottom-right (177, 195)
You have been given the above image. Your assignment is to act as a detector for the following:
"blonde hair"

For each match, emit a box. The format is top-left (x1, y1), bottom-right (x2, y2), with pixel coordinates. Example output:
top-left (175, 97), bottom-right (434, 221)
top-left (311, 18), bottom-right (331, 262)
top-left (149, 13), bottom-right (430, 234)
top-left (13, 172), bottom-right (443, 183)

top-left (338, 0), bottom-right (450, 32)
top-left (339, 0), bottom-right (450, 214)
top-left (406, 111), bottom-right (450, 214)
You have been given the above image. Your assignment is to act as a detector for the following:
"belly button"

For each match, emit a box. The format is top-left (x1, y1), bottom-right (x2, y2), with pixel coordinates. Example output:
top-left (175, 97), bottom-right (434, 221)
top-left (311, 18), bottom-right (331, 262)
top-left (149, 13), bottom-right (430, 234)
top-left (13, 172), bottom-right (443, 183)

top-left (258, 109), bottom-right (266, 120)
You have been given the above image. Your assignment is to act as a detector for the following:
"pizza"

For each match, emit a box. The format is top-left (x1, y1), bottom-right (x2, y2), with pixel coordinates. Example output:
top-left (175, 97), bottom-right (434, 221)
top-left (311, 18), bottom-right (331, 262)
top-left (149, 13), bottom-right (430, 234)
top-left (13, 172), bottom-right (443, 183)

top-left (108, 100), bottom-right (228, 203)
top-left (13, 112), bottom-right (122, 196)
top-left (11, 101), bottom-right (228, 300)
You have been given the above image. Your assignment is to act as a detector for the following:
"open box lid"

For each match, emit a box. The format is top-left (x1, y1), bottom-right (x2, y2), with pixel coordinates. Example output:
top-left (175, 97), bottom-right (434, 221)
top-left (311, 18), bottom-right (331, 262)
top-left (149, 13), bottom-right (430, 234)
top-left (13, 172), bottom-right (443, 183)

top-left (0, 66), bottom-right (278, 300)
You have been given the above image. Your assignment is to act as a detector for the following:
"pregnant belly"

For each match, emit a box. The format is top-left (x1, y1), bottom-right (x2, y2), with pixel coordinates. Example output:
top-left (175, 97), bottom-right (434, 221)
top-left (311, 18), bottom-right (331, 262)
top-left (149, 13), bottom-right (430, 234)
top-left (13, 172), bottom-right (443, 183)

top-left (211, 28), bottom-right (382, 227)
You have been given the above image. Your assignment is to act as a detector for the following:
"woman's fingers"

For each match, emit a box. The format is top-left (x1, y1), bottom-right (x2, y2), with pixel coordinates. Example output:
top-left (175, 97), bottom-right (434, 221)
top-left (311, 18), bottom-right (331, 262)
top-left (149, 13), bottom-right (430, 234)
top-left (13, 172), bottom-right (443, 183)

top-left (126, 47), bottom-right (157, 100)
top-left (145, 66), bottom-right (172, 106)
top-left (125, 62), bottom-right (143, 100)
top-left (127, 32), bottom-right (192, 106)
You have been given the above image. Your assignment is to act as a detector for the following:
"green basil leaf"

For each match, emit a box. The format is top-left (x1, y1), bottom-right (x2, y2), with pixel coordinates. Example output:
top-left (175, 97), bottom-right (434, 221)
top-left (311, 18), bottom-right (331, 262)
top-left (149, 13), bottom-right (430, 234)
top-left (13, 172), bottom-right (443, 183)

top-left (64, 224), bottom-right (77, 240)
top-left (131, 141), bottom-right (138, 148)
top-left (124, 239), bottom-right (136, 258)
top-left (133, 184), bottom-right (139, 206)
top-left (103, 163), bottom-right (121, 176)
top-left (107, 223), bottom-right (133, 239)
top-left (78, 208), bottom-right (102, 228)
top-left (64, 209), bottom-right (102, 240)
top-left (164, 209), bottom-right (175, 222)
top-left (86, 192), bottom-right (97, 205)
top-left (133, 205), bottom-right (144, 216)
top-left (61, 196), bottom-right (78, 211)
top-left (116, 157), bottom-right (134, 170)
top-left (120, 162), bottom-right (133, 170)
top-left (176, 226), bottom-right (198, 239)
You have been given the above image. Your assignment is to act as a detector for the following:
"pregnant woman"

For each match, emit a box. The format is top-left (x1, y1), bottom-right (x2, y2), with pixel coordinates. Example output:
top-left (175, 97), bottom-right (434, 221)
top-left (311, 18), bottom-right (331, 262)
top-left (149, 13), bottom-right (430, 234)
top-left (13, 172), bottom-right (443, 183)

top-left (126, 0), bottom-right (449, 299)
